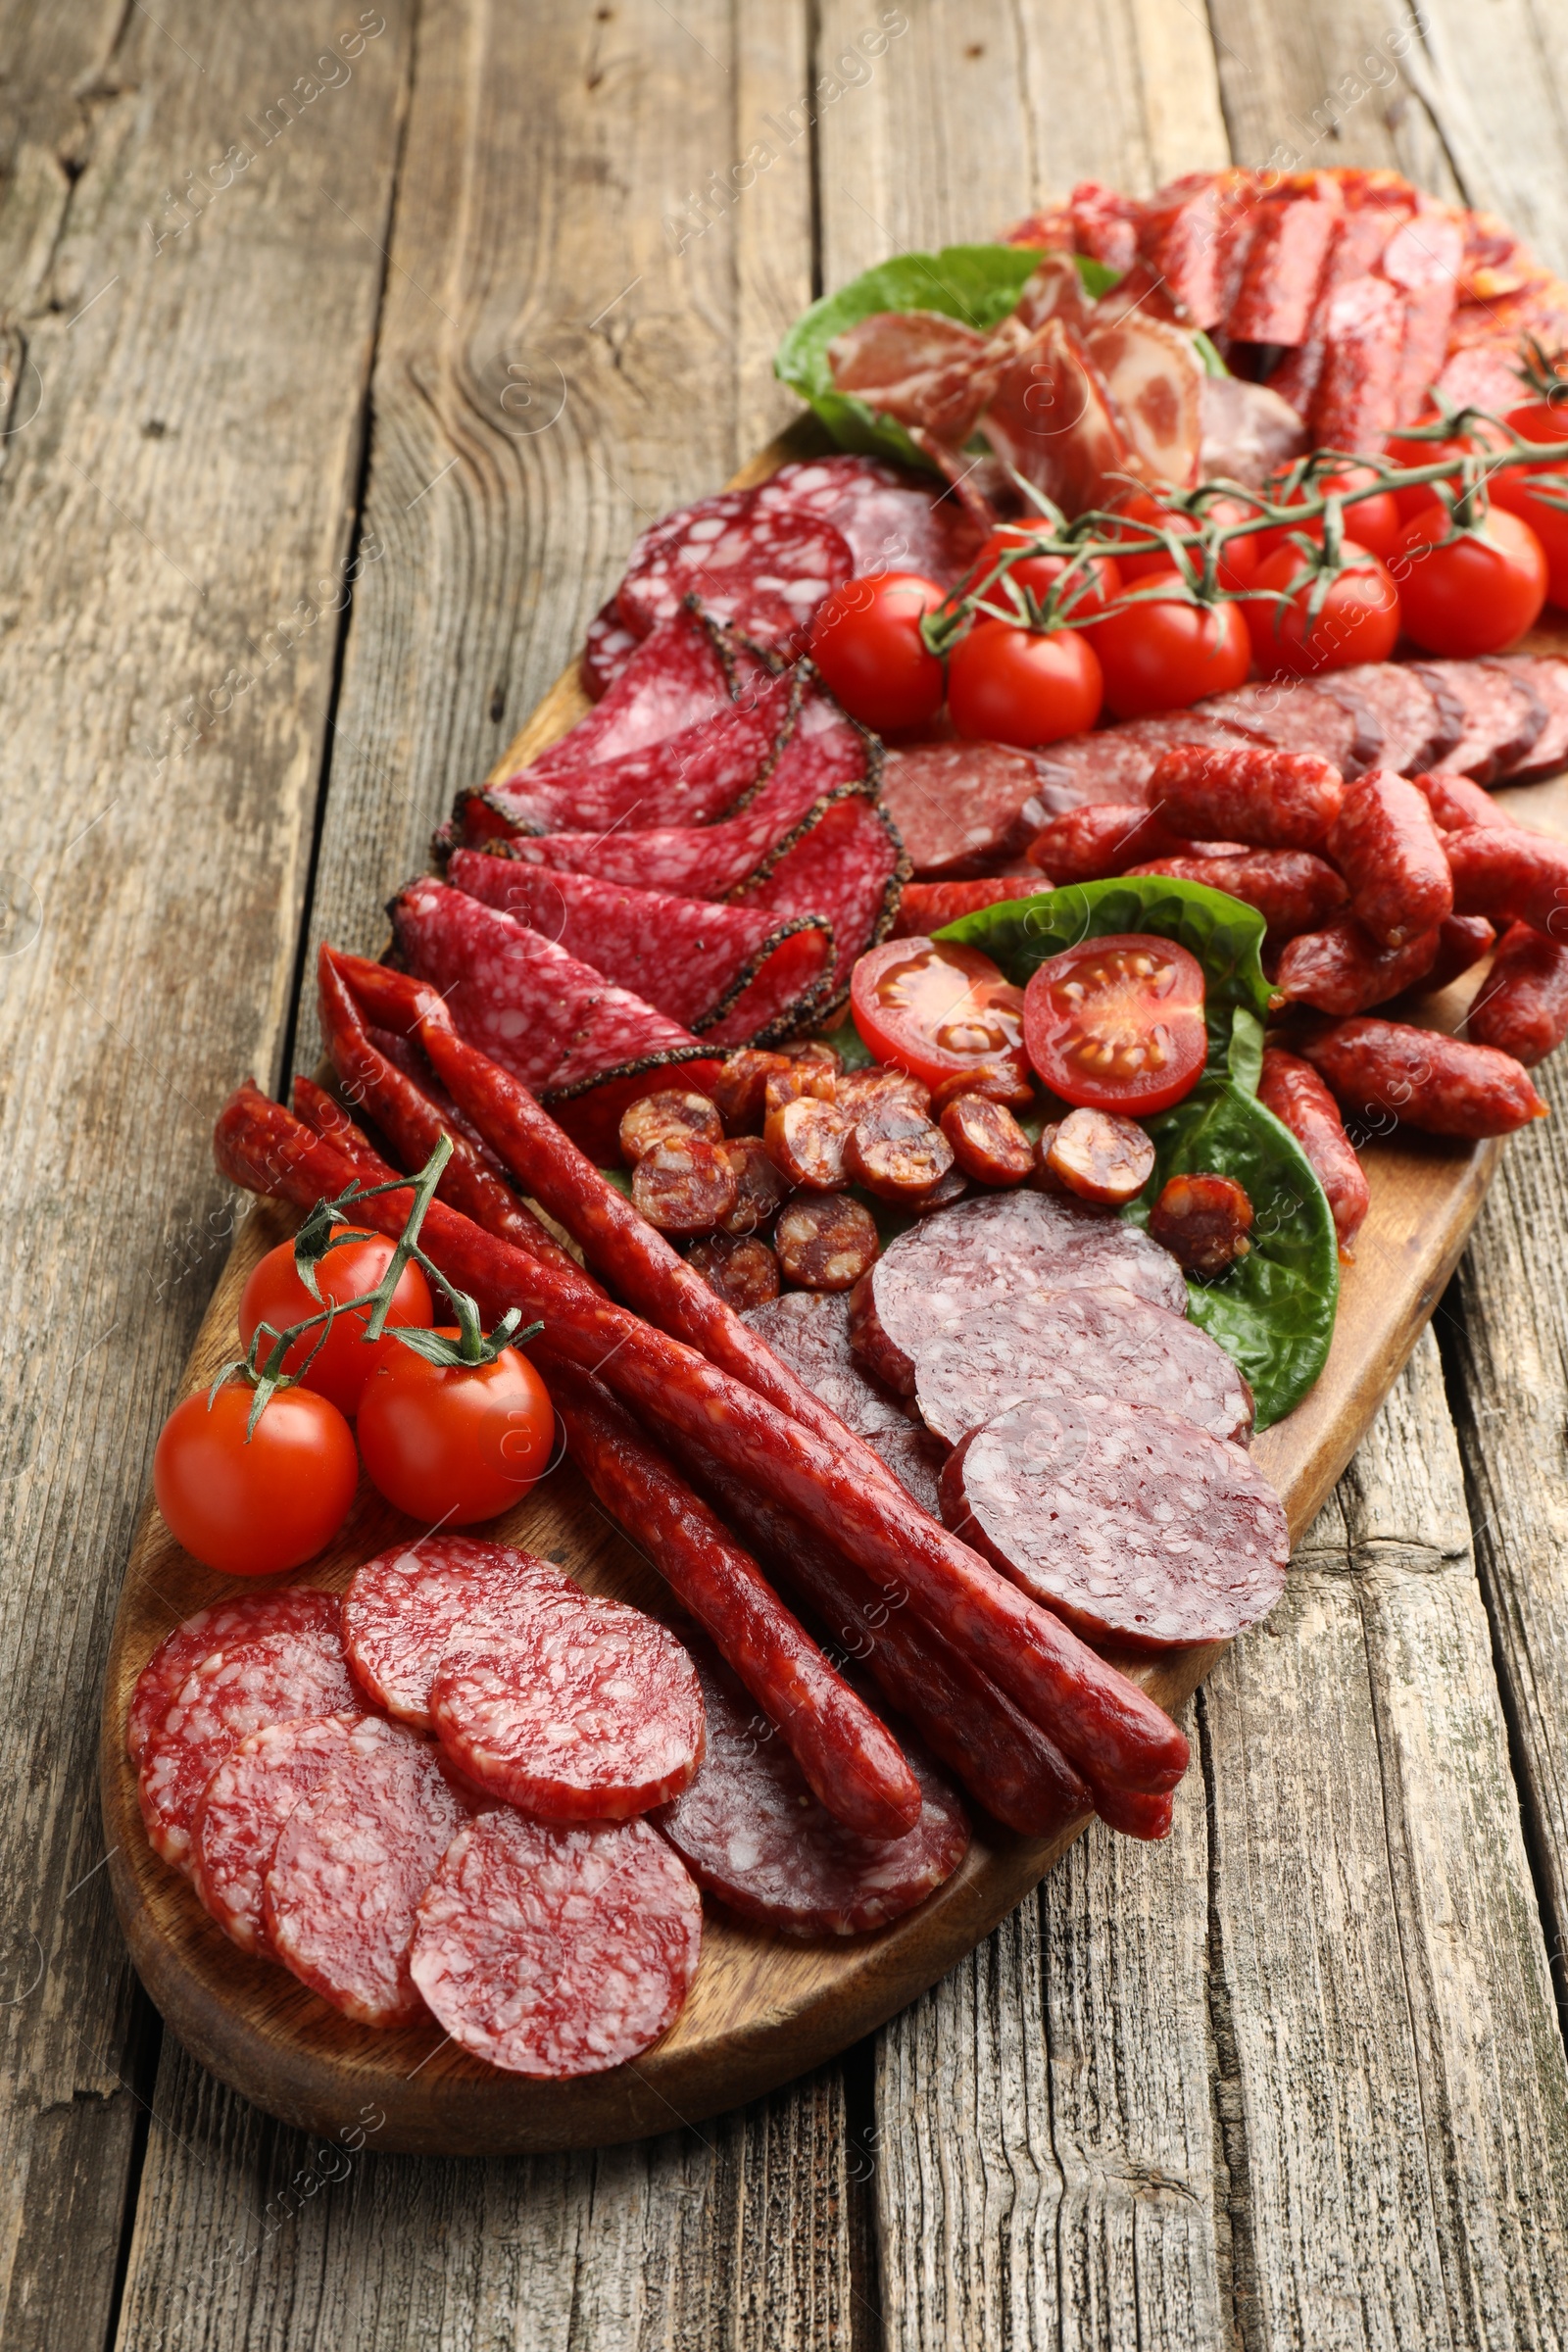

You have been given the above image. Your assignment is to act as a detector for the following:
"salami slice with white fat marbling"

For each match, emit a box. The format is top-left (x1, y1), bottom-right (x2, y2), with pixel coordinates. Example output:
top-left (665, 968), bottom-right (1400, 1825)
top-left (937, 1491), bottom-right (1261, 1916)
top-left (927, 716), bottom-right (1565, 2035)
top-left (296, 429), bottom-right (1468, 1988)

top-left (614, 489), bottom-right (854, 654)
top-left (1489, 655), bottom-right (1568, 780)
top-left (880, 739), bottom-right (1041, 876)
top-left (736, 791), bottom-right (906, 1003)
top-left (1204, 677), bottom-right (1383, 778)
top-left (939, 1394), bottom-right (1288, 1649)
top-left (851, 1189), bottom-right (1188, 1396)
top-left (191, 1710), bottom-right (398, 1957)
top-left (653, 1639), bottom-right (968, 1936)
top-left (1423, 657), bottom-right (1548, 782)
top-left (524, 607), bottom-right (736, 774)
top-left (126, 1588), bottom-right (339, 1765)
top-left (914, 1284), bottom-right (1253, 1448)
top-left (138, 1620), bottom-right (358, 1873)
top-left (264, 1724), bottom-right (474, 2027)
top-left (342, 1535), bottom-right (577, 1731)
top-left (755, 452), bottom-right (985, 588)
top-left (743, 1291), bottom-right (945, 1509)
top-left (429, 1590), bottom-right (705, 1818)
top-left (1027, 710), bottom-right (1272, 813)
top-left (410, 1810), bottom-right (703, 2076)
top-left (581, 600), bottom-right (642, 700)
top-left (1330, 661), bottom-right (1463, 776)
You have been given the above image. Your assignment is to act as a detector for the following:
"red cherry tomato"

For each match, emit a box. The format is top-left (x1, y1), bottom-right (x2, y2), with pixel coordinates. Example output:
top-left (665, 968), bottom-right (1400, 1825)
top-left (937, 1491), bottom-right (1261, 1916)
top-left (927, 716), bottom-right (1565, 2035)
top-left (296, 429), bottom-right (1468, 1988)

top-left (1087, 569), bottom-right (1251, 720)
top-left (1490, 400), bottom-right (1568, 608)
top-left (154, 1384), bottom-right (359, 1577)
top-left (1022, 933), bottom-right (1207, 1116)
top-left (1245, 541), bottom-right (1401, 676)
top-left (1392, 502), bottom-right (1548, 656)
top-left (357, 1332), bottom-right (556, 1526)
top-left (946, 617), bottom-right (1102, 747)
top-left (1259, 465), bottom-right (1402, 564)
top-left (808, 571), bottom-right (947, 733)
top-left (850, 936), bottom-right (1029, 1095)
top-left (1385, 419), bottom-right (1510, 518)
top-left (238, 1224), bottom-right (433, 1419)
top-left (966, 526), bottom-right (1123, 619)
top-left (1108, 491), bottom-right (1262, 592)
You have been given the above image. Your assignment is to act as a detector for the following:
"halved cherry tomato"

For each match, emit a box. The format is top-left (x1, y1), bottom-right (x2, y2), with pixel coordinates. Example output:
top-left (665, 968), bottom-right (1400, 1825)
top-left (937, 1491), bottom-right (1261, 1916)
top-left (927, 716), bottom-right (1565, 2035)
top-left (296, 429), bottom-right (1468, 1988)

top-left (1245, 541), bottom-right (1401, 676)
top-left (357, 1331), bottom-right (556, 1526)
top-left (1259, 465), bottom-right (1402, 564)
top-left (1490, 400), bottom-right (1568, 608)
top-left (851, 936), bottom-right (1029, 1096)
top-left (1108, 491), bottom-right (1262, 591)
top-left (808, 571), bottom-right (947, 732)
top-left (1392, 502), bottom-right (1547, 656)
top-left (965, 527), bottom-right (1122, 619)
top-left (1086, 569), bottom-right (1251, 720)
top-left (1385, 418), bottom-right (1510, 519)
top-left (1022, 933), bottom-right (1207, 1115)
top-left (946, 617), bottom-right (1102, 747)
top-left (238, 1224), bottom-right (433, 1419)
top-left (154, 1384), bottom-right (359, 1576)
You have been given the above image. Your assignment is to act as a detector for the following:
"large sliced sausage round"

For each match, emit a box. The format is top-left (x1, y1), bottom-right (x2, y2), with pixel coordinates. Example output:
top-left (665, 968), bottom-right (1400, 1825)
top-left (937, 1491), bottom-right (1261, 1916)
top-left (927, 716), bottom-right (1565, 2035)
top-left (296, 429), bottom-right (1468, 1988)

top-left (191, 1711), bottom-right (397, 1957)
top-left (410, 1811), bottom-right (703, 2077)
top-left (342, 1536), bottom-right (576, 1731)
top-left (938, 1395), bottom-right (1288, 1648)
top-left (742, 1290), bottom-right (912, 1441)
top-left (913, 1285), bottom-right (1253, 1448)
top-left (126, 1588), bottom-right (339, 1765)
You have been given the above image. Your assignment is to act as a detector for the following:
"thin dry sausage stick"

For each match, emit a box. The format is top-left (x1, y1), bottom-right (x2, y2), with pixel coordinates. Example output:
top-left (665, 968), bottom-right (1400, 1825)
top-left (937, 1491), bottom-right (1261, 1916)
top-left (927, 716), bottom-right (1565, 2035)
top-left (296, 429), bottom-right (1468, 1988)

top-left (217, 1083), bottom-right (1190, 1794)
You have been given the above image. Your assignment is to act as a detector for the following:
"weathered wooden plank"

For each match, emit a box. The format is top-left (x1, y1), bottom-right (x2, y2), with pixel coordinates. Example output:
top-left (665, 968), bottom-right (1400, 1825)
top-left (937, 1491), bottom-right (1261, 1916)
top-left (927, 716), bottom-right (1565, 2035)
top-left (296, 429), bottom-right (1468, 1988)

top-left (1405, 0), bottom-right (1568, 270)
top-left (0, 0), bottom-right (413, 2335)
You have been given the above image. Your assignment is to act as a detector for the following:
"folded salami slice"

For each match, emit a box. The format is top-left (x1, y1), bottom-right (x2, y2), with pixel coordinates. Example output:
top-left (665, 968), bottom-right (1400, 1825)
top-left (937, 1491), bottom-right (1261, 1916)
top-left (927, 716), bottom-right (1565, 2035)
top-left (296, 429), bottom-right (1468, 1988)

top-left (653, 1639), bottom-right (968, 1936)
top-left (850, 1189), bottom-right (1188, 1396)
top-left (1423, 658), bottom-right (1548, 782)
top-left (581, 600), bottom-right (641, 700)
top-left (192, 1711), bottom-right (398, 1957)
top-left (410, 1811), bottom-right (703, 2076)
top-left (126, 1589), bottom-right (339, 1765)
top-left (1329, 660), bottom-right (1463, 776)
top-left (1202, 678), bottom-right (1383, 778)
top-left (914, 1284), bottom-right (1253, 1448)
top-left (138, 1621), bottom-right (358, 1873)
top-left (429, 1591), bottom-right (705, 1818)
top-left (525, 607), bottom-right (737, 774)
top-left (390, 879), bottom-right (720, 1146)
top-left (755, 453), bottom-right (985, 588)
top-left (940, 1395), bottom-right (1288, 1648)
top-left (1489, 655), bottom-right (1568, 781)
top-left (881, 739), bottom-right (1041, 876)
top-left (446, 849), bottom-right (834, 1047)
top-left (614, 489), bottom-right (854, 653)
top-left (343, 1536), bottom-right (576, 1731)
top-left (265, 1726), bottom-right (474, 2027)
top-left (735, 791), bottom-right (906, 1002)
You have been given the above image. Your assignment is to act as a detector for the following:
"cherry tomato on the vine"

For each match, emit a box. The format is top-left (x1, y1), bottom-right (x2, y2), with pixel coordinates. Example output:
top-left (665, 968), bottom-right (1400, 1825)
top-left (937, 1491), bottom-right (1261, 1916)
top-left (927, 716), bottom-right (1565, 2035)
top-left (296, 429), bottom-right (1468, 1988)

top-left (238, 1225), bottom-right (433, 1419)
top-left (1086, 568), bottom-right (1251, 719)
top-left (1490, 400), bottom-right (1568, 609)
top-left (850, 935), bottom-right (1030, 1096)
top-left (1392, 502), bottom-right (1547, 656)
top-left (1384, 418), bottom-right (1510, 519)
top-left (808, 571), bottom-right (947, 733)
top-left (1022, 933), bottom-right (1207, 1116)
top-left (965, 526), bottom-right (1123, 619)
top-left (946, 616), bottom-right (1102, 747)
top-left (1245, 541), bottom-right (1401, 676)
top-left (1259, 465), bottom-right (1402, 564)
top-left (1108, 491), bottom-right (1262, 591)
top-left (154, 1384), bottom-right (359, 1576)
top-left (357, 1332), bottom-right (556, 1526)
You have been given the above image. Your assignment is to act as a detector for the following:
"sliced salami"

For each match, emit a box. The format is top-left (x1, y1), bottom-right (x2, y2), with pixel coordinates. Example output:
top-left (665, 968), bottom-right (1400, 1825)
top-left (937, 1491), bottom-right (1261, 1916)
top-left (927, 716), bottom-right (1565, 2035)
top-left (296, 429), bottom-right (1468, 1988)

top-left (614, 489), bottom-right (854, 654)
top-left (880, 740), bottom-right (1041, 877)
top-left (1424, 658), bottom-right (1549, 782)
top-left (736, 791), bottom-right (906, 1002)
top-left (264, 1726), bottom-right (473, 2027)
top-left (126, 1588), bottom-right (339, 1765)
top-left (864, 1419), bottom-right (946, 1516)
top-left (138, 1621), bottom-right (358, 1873)
top-left (939, 1395), bottom-right (1288, 1648)
top-left (410, 1810), bottom-right (703, 2076)
top-left (1028, 710), bottom-right (1271, 813)
top-left (742, 1289), bottom-right (912, 1439)
top-left (526, 608), bottom-right (736, 774)
top-left (1330, 660), bottom-right (1463, 775)
top-left (914, 1284), bottom-right (1253, 1448)
top-left (756, 452), bottom-right (985, 587)
top-left (1490, 655), bottom-right (1568, 780)
top-left (851, 1188), bottom-right (1189, 1395)
top-left (191, 1710), bottom-right (397, 1957)
top-left (446, 851), bottom-right (833, 1047)
top-left (342, 1535), bottom-right (576, 1731)
top-left (1202, 678), bottom-right (1383, 778)
top-left (653, 1640), bottom-right (967, 1936)
top-left (429, 1591), bottom-right (705, 1818)
top-left (581, 601), bottom-right (641, 700)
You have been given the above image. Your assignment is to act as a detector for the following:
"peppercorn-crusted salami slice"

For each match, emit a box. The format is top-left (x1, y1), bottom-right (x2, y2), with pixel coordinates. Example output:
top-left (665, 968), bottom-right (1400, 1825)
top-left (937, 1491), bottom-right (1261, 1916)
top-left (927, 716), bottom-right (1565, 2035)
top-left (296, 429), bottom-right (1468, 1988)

top-left (529, 607), bottom-right (736, 772)
top-left (939, 1395), bottom-right (1288, 1648)
top-left (1489, 655), bottom-right (1568, 780)
top-left (1331, 660), bottom-right (1463, 775)
top-left (429, 1591), bottom-right (705, 1819)
top-left (342, 1536), bottom-right (577, 1732)
top-left (126, 1589), bottom-right (339, 1765)
top-left (613, 489), bottom-right (854, 654)
top-left (755, 452), bottom-right (986, 587)
top-left (881, 740), bottom-right (1041, 877)
top-left (851, 1188), bottom-right (1188, 1395)
top-left (737, 791), bottom-right (905, 1002)
top-left (914, 1284), bottom-right (1253, 1448)
top-left (191, 1711), bottom-right (399, 1957)
top-left (1204, 677), bottom-right (1383, 778)
top-left (653, 1640), bottom-right (968, 1936)
top-left (264, 1726), bottom-right (474, 2027)
top-left (446, 851), bottom-right (834, 1048)
top-left (138, 1622), bottom-right (358, 1874)
top-left (410, 1811), bottom-right (703, 2076)
top-left (1423, 657), bottom-right (1549, 782)
top-left (581, 601), bottom-right (641, 700)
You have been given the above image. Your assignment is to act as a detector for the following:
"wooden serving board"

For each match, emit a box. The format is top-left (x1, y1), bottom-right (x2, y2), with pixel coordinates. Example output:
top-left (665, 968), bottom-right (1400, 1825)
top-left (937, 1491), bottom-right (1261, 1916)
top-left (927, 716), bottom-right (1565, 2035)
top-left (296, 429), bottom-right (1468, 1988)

top-left (100, 426), bottom-right (1568, 2155)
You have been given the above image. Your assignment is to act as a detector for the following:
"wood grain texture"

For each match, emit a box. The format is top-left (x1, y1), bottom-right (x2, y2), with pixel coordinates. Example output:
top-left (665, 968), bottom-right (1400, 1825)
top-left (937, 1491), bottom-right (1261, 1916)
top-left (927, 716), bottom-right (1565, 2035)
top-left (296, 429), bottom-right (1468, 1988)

top-left (0, 0), bottom-right (413, 2337)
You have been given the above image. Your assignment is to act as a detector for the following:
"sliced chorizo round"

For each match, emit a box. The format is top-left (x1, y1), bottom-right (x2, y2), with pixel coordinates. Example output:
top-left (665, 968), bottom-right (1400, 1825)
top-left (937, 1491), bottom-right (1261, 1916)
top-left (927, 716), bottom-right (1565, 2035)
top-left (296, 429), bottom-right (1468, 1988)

top-left (631, 1137), bottom-right (739, 1232)
top-left (775, 1194), bottom-right (879, 1291)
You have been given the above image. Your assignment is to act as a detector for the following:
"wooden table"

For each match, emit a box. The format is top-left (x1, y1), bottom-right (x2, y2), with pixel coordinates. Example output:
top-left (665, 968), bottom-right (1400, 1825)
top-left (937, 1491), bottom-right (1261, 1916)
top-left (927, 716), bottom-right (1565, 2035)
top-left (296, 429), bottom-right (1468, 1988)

top-left (6, 2), bottom-right (1568, 2342)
